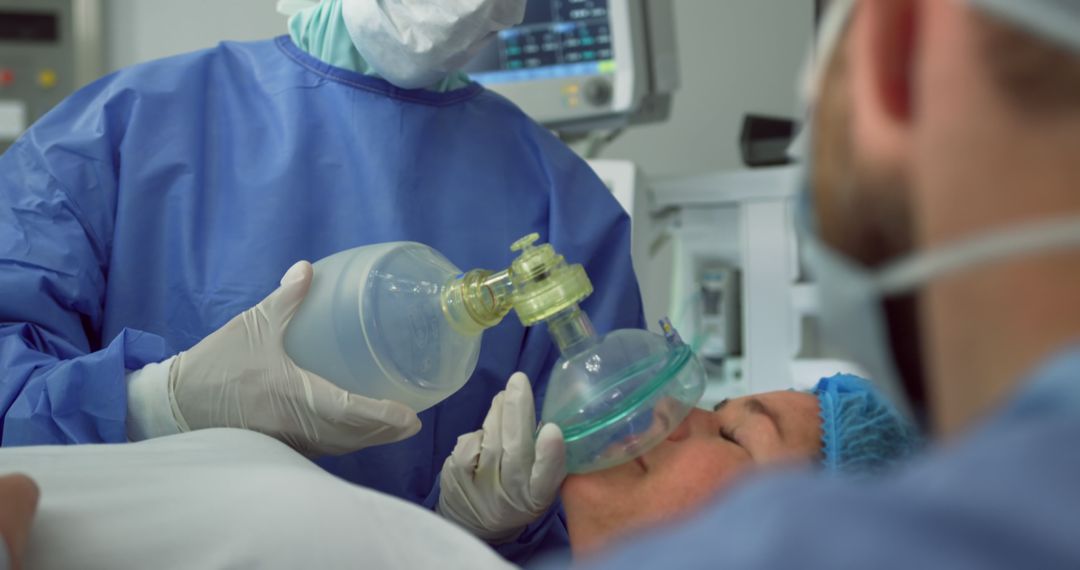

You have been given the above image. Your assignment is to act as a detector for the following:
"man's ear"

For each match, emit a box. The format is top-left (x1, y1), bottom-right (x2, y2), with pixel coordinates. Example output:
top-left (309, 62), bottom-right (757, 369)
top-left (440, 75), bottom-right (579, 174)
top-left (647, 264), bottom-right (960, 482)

top-left (866, 0), bottom-right (918, 124)
top-left (848, 0), bottom-right (921, 151)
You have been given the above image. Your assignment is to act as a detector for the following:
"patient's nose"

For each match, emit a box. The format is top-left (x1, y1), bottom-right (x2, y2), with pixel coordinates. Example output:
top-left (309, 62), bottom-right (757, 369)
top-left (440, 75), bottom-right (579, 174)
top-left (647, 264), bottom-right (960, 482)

top-left (665, 408), bottom-right (708, 442)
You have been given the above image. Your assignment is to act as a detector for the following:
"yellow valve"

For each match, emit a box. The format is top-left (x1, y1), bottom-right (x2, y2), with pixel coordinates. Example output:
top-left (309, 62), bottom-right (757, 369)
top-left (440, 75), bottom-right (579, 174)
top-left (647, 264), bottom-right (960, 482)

top-left (511, 233), bottom-right (540, 252)
top-left (506, 234), bottom-right (593, 326)
top-left (442, 234), bottom-right (595, 334)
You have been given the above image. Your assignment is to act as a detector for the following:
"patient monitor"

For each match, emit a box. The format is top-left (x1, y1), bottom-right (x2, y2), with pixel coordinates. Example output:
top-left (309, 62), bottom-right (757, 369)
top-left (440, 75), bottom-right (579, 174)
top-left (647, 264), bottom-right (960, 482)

top-left (463, 0), bottom-right (679, 133)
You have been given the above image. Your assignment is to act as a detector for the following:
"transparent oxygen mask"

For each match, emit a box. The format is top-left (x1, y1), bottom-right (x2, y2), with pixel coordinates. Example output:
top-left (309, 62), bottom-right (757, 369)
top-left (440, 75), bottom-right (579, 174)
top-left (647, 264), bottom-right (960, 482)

top-left (539, 311), bottom-right (707, 474)
top-left (446, 234), bottom-right (707, 473)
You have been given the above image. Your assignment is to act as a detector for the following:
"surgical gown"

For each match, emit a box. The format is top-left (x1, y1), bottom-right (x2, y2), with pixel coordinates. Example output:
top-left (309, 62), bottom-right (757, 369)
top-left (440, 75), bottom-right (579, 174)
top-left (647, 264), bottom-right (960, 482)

top-left (0, 37), bottom-right (644, 562)
top-left (582, 346), bottom-right (1080, 569)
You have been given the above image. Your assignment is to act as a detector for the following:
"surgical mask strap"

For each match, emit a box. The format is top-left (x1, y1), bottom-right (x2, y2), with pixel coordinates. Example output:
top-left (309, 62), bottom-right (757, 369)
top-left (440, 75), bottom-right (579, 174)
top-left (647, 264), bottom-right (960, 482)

top-left (802, 0), bottom-right (857, 103)
top-left (877, 217), bottom-right (1080, 294)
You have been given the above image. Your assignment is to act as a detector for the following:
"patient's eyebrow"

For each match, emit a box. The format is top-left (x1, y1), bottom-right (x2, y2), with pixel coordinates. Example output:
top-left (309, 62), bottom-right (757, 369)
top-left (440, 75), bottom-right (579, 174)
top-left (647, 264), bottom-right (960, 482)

top-left (712, 399), bottom-right (729, 412)
top-left (745, 398), bottom-right (785, 440)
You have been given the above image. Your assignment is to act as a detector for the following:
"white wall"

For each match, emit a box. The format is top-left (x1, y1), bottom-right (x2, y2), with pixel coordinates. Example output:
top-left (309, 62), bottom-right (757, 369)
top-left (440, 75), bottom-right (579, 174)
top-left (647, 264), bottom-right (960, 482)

top-left (597, 0), bottom-right (815, 178)
top-left (105, 0), bottom-right (287, 72)
top-left (103, 0), bottom-right (812, 177)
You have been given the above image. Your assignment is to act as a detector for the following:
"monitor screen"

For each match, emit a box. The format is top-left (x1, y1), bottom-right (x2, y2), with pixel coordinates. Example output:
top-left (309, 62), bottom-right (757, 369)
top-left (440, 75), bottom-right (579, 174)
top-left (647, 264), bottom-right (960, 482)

top-left (0, 11), bottom-right (59, 43)
top-left (464, 0), bottom-right (616, 85)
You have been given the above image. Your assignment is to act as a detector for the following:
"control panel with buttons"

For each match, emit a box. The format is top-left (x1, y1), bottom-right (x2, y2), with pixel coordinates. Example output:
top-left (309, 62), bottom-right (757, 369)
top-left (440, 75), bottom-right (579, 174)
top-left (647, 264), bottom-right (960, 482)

top-left (0, 0), bottom-right (94, 152)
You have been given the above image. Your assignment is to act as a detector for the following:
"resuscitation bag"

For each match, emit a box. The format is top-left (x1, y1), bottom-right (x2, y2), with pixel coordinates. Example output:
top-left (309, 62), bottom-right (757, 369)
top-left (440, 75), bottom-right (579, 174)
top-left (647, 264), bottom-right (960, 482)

top-left (284, 234), bottom-right (706, 473)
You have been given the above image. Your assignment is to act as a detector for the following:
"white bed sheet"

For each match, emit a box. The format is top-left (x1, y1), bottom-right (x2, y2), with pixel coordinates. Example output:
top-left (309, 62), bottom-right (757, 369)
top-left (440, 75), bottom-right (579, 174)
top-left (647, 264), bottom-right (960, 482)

top-left (0, 429), bottom-right (516, 570)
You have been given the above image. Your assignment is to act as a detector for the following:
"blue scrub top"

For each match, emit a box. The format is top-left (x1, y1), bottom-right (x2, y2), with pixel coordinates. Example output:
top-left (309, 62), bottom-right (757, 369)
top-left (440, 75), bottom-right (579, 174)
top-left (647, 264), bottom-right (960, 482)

top-left (0, 37), bottom-right (644, 562)
top-left (580, 346), bottom-right (1080, 569)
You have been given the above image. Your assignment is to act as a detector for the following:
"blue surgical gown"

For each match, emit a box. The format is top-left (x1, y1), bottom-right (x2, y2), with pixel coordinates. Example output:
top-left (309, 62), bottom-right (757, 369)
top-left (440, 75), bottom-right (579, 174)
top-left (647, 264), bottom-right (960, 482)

top-left (0, 37), bottom-right (644, 562)
top-left (582, 346), bottom-right (1080, 569)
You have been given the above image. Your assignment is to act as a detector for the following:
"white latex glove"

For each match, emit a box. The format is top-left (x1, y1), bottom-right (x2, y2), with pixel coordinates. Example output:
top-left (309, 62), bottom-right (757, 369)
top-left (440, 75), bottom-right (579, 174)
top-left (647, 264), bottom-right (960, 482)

top-left (165, 261), bottom-right (422, 457)
top-left (437, 372), bottom-right (566, 544)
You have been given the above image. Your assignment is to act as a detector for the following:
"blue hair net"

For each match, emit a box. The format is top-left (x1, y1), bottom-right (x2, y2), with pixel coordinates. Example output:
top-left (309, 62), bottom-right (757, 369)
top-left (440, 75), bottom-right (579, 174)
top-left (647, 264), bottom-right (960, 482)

top-left (813, 374), bottom-right (923, 475)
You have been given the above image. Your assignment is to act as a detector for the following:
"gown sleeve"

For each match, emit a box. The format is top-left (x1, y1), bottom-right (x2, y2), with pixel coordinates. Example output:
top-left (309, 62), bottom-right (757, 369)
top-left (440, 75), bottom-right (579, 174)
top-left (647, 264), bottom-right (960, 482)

top-left (0, 90), bottom-right (171, 446)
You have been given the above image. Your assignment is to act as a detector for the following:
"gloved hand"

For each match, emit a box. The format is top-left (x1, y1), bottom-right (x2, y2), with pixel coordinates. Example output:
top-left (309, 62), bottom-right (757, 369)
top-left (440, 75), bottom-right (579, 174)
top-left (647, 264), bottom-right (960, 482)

top-left (167, 261), bottom-right (422, 457)
top-left (437, 372), bottom-right (566, 544)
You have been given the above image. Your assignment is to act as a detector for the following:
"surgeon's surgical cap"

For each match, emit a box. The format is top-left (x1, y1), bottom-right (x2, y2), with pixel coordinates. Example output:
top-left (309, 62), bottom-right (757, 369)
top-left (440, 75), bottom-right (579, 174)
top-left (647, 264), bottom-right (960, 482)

top-left (813, 374), bottom-right (923, 475)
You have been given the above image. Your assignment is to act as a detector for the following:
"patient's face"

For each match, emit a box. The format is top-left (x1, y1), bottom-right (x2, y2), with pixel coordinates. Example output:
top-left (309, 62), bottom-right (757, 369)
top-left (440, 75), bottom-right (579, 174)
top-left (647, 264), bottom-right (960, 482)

top-left (560, 391), bottom-right (822, 556)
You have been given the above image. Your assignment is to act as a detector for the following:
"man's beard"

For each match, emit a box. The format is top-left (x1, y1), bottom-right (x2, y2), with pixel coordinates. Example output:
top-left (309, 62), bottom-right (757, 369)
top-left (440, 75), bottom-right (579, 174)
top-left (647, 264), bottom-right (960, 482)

top-left (811, 72), bottom-right (915, 267)
top-left (811, 71), bottom-right (931, 426)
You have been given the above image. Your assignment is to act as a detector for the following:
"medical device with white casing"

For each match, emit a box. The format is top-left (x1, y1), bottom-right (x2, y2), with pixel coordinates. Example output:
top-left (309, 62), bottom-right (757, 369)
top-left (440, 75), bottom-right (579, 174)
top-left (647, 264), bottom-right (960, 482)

top-left (284, 234), bottom-right (705, 473)
top-left (0, 0), bottom-right (104, 153)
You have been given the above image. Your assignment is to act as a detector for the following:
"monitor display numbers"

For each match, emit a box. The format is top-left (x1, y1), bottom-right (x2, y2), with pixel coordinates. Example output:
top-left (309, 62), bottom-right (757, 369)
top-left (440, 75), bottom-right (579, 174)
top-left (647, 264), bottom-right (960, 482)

top-left (465, 0), bottom-right (615, 84)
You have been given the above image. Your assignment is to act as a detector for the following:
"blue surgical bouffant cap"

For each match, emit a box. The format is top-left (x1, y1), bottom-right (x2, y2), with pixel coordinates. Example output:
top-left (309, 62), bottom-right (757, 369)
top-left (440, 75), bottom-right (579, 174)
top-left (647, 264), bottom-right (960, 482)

top-left (814, 374), bottom-right (923, 474)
